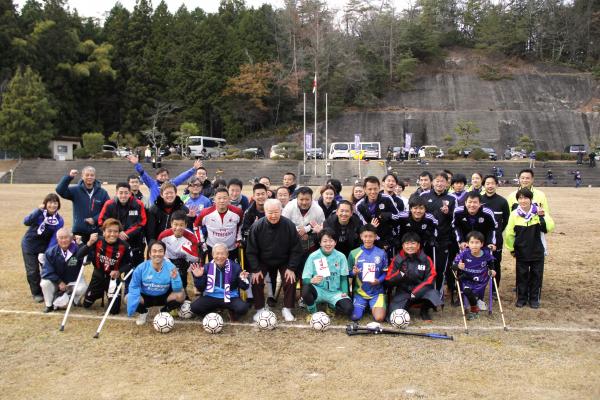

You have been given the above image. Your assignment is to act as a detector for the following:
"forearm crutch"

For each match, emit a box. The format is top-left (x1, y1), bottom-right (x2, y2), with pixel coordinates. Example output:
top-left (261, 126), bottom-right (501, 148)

top-left (93, 268), bottom-right (134, 339)
top-left (59, 264), bottom-right (86, 332)
top-left (492, 275), bottom-right (508, 331)
top-left (452, 269), bottom-right (469, 334)
top-left (240, 247), bottom-right (247, 301)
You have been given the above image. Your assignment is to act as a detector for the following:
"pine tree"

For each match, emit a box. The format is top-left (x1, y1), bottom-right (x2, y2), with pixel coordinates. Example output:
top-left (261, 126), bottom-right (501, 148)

top-left (0, 66), bottom-right (56, 157)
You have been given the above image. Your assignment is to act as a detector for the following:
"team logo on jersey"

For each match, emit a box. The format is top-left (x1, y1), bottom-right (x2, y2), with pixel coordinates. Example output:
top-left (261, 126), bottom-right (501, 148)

top-left (422, 224), bottom-right (427, 230)
top-left (417, 264), bottom-right (426, 271)
top-left (406, 223), bottom-right (411, 227)
top-left (482, 261), bottom-right (487, 268)
top-left (379, 204), bottom-right (385, 210)
top-left (478, 217), bottom-right (484, 223)
top-left (128, 210), bottom-right (138, 216)
top-left (428, 199), bottom-right (433, 202)
top-left (374, 256), bottom-right (381, 264)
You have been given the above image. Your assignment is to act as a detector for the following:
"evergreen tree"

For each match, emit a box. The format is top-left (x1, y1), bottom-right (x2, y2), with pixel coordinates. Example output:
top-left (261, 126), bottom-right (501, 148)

top-left (0, 66), bottom-right (56, 157)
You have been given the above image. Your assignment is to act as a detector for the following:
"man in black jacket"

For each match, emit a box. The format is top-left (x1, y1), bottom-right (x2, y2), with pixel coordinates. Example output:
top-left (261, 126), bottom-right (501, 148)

top-left (452, 192), bottom-right (498, 250)
top-left (246, 199), bottom-right (303, 322)
top-left (355, 176), bottom-right (401, 258)
top-left (482, 175), bottom-right (510, 286)
top-left (323, 200), bottom-right (362, 257)
top-left (147, 182), bottom-right (189, 241)
top-left (98, 182), bottom-right (147, 268)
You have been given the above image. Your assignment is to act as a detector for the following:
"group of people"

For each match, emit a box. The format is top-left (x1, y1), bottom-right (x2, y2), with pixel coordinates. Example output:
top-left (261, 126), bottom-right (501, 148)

top-left (21, 157), bottom-right (555, 328)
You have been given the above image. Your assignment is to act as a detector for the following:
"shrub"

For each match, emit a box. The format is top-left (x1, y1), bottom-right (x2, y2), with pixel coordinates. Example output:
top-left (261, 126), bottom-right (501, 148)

top-left (560, 153), bottom-right (577, 160)
top-left (93, 151), bottom-right (114, 159)
top-left (73, 147), bottom-right (90, 159)
top-left (469, 147), bottom-right (489, 160)
top-left (164, 154), bottom-right (183, 160)
top-left (81, 132), bottom-right (104, 154)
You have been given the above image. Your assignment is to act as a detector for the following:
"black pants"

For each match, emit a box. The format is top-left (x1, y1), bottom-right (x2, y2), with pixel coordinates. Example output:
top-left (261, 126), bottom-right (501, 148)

top-left (171, 258), bottom-right (190, 297)
top-left (252, 265), bottom-right (296, 309)
top-left (22, 249), bottom-right (42, 297)
top-left (190, 296), bottom-right (249, 319)
top-left (516, 259), bottom-right (544, 303)
top-left (434, 245), bottom-right (449, 294)
top-left (301, 284), bottom-right (353, 318)
top-left (84, 268), bottom-right (121, 314)
top-left (492, 248), bottom-right (503, 287)
top-left (446, 242), bottom-right (459, 294)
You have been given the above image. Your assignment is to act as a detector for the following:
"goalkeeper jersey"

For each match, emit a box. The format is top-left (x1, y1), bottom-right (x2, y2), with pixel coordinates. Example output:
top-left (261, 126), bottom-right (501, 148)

top-left (348, 245), bottom-right (388, 299)
top-left (303, 248), bottom-right (349, 292)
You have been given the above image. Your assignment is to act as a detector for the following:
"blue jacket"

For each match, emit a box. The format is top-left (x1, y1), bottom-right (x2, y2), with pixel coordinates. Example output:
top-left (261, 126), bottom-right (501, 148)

top-left (193, 259), bottom-right (248, 300)
top-left (127, 259), bottom-right (183, 316)
top-left (134, 163), bottom-right (196, 204)
top-left (41, 242), bottom-right (83, 283)
top-left (56, 176), bottom-right (109, 235)
top-left (21, 208), bottom-right (64, 254)
top-left (230, 194), bottom-right (250, 212)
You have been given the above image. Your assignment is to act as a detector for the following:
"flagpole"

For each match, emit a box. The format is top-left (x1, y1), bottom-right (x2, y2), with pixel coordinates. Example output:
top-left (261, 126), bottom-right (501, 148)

top-left (314, 72), bottom-right (317, 177)
top-left (303, 92), bottom-right (306, 175)
top-left (325, 92), bottom-right (328, 175)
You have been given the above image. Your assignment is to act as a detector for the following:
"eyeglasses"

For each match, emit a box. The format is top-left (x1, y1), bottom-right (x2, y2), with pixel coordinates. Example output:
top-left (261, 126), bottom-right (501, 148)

top-left (189, 184), bottom-right (201, 187)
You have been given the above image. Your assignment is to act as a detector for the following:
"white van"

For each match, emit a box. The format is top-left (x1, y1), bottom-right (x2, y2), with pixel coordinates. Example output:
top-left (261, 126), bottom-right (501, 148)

top-left (329, 142), bottom-right (381, 159)
top-left (188, 136), bottom-right (226, 158)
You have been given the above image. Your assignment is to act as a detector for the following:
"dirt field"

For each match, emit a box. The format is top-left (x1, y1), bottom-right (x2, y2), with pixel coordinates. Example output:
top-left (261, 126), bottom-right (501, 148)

top-left (1, 184), bottom-right (599, 399)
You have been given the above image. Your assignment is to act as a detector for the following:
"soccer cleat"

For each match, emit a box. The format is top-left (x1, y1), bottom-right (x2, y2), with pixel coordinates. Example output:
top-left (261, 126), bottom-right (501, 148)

top-left (253, 308), bottom-right (265, 323)
top-left (33, 295), bottom-right (44, 303)
top-left (529, 300), bottom-right (540, 309)
top-left (136, 312), bottom-right (148, 326)
top-left (476, 299), bottom-right (487, 311)
top-left (281, 307), bottom-right (295, 322)
top-left (467, 312), bottom-right (479, 321)
top-left (515, 299), bottom-right (527, 308)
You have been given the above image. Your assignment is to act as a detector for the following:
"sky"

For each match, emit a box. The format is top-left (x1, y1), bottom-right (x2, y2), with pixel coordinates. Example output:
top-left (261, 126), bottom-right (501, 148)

top-left (14, 0), bottom-right (412, 20)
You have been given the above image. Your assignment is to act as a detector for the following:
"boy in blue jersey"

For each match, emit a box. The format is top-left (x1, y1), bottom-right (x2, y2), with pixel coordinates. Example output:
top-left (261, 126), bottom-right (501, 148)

top-left (190, 243), bottom-right (250, 321)
top-left (126, 241), bottom-right (185, 325)
top-left (451, 231), bottom-right (496, 320)
top-left (348, 225), bottom-right (388, 322)
top-left (302, 228), bottom-right (354, 320)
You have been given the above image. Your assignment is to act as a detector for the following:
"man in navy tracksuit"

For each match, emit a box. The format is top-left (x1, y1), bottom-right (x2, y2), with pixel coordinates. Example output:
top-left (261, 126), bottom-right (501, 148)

top-left (56, 167), bottom-right (109, 242)
top-left (481, 175), bottom-right (510, 286)
top-left (452, 192), bottom-right (498, 251)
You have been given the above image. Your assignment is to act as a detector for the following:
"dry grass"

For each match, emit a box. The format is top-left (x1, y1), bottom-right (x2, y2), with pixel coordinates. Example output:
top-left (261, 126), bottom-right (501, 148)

top-left (0, 184), bottom-right (599, 399)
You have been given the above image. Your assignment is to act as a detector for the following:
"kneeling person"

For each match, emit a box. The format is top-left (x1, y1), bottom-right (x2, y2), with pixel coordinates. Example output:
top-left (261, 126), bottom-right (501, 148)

top-left (190, 243), bottom-right (250, 321)
top-left (127, 241), bottom-right (185, 325)
top-left (451, 231), bottom-right (496, 320)
top-left (348, 224), bottom-right (388, 322)
top-left (385, 232), bottom-right (441, 321)
top-left (302, 228), bottom-right (353, 319)
top-left (40, 228), bottom-right (88, 312)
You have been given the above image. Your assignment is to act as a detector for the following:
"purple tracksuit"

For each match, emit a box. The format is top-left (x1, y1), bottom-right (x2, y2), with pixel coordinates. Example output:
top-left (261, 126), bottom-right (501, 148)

top-left (453, 248), bottom-right (495, 298)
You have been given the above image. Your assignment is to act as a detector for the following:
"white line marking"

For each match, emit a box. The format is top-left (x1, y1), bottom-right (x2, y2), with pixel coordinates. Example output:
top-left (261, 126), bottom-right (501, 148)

top-left (1, 308), bottom-right (599, 333)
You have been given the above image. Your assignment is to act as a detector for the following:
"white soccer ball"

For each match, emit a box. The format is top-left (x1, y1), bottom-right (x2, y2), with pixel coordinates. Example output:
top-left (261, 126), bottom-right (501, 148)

top-left (309, 311), bottom-right (331, 332)
top-left (256, 310), bottom-right (277, 330)
top-left (202, 312), bottom-right (224, 334)
top-left (177, 300), bottom-right (194, 319)
top-left (153, 312), bottom-right (174, 333)
top-left (390, 308), bottom-right (410, 329)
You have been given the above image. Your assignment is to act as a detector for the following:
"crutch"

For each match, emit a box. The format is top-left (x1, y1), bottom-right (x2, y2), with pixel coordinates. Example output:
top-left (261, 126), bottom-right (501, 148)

top-left (59, 263), bottom-right (86, 332)
top-left (93, 269), bottom-right (134, 339)
top-left (492, 275), bottom-right (508, 331)
top-left (240, 247), bottom-right (247, 301)
top-left (452, 268), bottom-right (469, 334)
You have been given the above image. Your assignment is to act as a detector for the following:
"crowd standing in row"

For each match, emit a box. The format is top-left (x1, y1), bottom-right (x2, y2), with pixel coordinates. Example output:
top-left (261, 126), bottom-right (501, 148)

top-left (21, 158), bottom-right (554, 326)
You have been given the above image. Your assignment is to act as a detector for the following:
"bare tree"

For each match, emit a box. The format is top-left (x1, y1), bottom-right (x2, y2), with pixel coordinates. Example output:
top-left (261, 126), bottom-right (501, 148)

top-left (141, 102), bottom-right (180, 154)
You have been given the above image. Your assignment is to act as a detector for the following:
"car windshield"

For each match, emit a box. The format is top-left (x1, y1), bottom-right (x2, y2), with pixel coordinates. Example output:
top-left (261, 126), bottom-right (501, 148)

top-left (333, 144), bottom-right (348, 150)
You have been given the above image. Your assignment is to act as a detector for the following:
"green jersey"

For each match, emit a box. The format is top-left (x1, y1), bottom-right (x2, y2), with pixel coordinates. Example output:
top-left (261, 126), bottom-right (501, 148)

top-left (303, 248), bottom-right (349, 292)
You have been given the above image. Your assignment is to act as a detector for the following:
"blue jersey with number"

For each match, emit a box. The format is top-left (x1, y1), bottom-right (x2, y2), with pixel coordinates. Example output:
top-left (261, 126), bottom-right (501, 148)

top-left (348, 245), bottom-right (388, 299)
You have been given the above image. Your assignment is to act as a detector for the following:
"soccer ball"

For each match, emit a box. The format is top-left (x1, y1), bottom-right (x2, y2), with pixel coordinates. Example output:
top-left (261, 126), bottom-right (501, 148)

top-left (389, 308), bottom-right (410, 329)
top-left (202, 313), bottom-right (224, 334)
top-left (256, 310), bottom-right (277, 330)
top-left (309, 311), bottom-right (331, 332)
top-left (177, 300), bottom-right (194, 319)
top-left (153, 312), bottom-right (174, 333)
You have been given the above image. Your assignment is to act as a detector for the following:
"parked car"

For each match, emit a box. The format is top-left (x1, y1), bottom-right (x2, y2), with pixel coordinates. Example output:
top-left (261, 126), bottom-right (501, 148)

top-left (564, 144), bottom-right (586, 154)
top-left (509, 147), bottom-right (527, 158)
top-left (481, 147), bottom-right (498, 161)
top-left (115, 147), bottom-right (131, 157)
top-left (306, 147), bottom-right (324, 160)
top-left (102, 144), bottom-right (117, 156)
top-left (459, 148), bottom-right (472, 157)
top-left (242, 147), bottom-right (265, 159)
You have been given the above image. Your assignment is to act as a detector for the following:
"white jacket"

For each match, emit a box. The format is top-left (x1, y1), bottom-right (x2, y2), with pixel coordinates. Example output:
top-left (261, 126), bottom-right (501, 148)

top-left (282, 200), bottom-right (325, 233)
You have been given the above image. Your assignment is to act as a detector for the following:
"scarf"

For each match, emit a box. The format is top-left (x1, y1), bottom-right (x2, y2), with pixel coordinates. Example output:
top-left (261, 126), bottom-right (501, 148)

top-left (37, 210), bottom-right (60, 236)
top-left (516, 204), bottom-right (538, 222)
top-left (205, 259), bottom-right (232, 302)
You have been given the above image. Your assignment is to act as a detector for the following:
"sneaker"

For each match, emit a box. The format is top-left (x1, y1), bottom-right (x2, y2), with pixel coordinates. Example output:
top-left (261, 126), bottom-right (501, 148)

top-left (476, 299), bottom-right (487, 311)
top-left (253, 308), bottom-right (265, 323)
top-left (282, 307), bottom-right (295, 322)
top-left (136, 312), bottom-right (148, 326)
top-left (33, 295), bottom-right (44, 303)
top-left (515, 299), bottom-right (527, 308)
top-left (467, 312), bottom-right (479, 321)
top-left (529, 300), bottom-right (540, 309)
top-left (267, 297), bottom-right (277, 307)
top-left (43, 306), bottom-right (55, 313)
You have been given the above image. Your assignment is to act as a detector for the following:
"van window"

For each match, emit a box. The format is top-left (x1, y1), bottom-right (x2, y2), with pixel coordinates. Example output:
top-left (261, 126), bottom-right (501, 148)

top-left (203, 139), bottom-right (222, 148)
top-left (333, 143), bottom-right (348, 150)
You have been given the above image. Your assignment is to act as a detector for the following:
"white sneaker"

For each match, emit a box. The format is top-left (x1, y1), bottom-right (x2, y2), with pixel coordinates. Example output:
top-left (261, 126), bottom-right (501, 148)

top-left (253, 308), bottom-right (265, 323)
top-left (282, 307), bottom-right (295, 322)
top-left (477, 299), bottom-right (487, 311)
top-left (136, 312), bottom-right (148, 326)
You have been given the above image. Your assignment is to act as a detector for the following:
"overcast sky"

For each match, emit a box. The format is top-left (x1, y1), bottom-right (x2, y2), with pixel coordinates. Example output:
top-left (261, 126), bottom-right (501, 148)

top-left (14, 0), bottom-right (412, 20)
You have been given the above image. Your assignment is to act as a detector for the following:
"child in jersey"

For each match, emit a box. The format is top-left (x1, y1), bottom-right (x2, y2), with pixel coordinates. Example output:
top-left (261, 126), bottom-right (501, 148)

top-left (158, 210), bottom-right (200, 299)
top-left (348, 224), bottom-right (388, 322)
top-left (302, 228), bottom-right (353, 320)
top-left (451, 230), bottom-right (496, 319)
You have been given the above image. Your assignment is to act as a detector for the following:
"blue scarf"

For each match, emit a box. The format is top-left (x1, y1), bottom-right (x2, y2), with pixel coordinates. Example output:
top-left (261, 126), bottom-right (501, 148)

top-left (37, 210), bottom-right (60, 236)
top-left (205, 259), bottom-right (232, 302)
